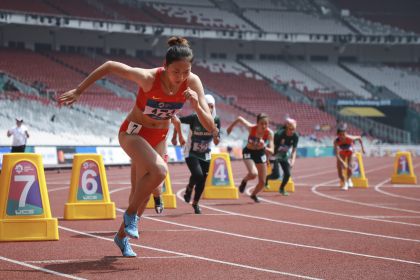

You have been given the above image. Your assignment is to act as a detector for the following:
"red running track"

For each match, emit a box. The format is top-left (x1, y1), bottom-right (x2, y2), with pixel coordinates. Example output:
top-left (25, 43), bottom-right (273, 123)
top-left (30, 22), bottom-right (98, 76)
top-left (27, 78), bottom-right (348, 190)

top-left (1, 157), bottom-right (420, 279)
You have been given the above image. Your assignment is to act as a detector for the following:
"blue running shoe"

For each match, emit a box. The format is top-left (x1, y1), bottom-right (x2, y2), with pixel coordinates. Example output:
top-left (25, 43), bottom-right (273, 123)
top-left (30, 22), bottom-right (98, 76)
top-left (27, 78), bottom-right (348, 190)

top-left (114, 234), bottom-right (137, 257)
top-left (123, 212), bottom-right (139, 239)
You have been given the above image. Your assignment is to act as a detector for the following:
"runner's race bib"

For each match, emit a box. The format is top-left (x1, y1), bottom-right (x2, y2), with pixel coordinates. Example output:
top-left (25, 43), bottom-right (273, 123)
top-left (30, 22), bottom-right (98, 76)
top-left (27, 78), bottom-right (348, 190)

top-left (143, 100), bottom-right (183, 120)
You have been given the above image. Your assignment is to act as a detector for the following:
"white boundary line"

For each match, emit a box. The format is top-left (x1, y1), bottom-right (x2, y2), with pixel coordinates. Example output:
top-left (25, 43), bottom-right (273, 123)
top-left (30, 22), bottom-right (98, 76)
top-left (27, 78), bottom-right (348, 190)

top-left (195, 194), bottom-right (420, 243)
top-left (58, 226), bottom-right (323, 280)
top-left (252, 179), bottom-right (420, 228)
top-left (0, 256), bottom-right (86, 280)
top-left (374, 185), bottom-right (420, 202)
top-left (312, 179), bottom-right (420, 214)
top-left (311, 162), bottom-right (420, 214)
top-left (135, 204), bottom-right (420, 266)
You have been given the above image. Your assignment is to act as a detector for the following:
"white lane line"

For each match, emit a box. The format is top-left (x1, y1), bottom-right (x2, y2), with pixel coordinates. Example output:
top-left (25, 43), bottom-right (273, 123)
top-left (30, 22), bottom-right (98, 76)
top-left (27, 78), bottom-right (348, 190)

top-left (176, 190), bottom-right (420, 243)
top-left (134, 206), bottom-right (420, 266)
top-left (0, 256), bottom-right (86, 280)
top-left (312, 179), bottom-right (420, 214)
top-left (109, 186), bottom-right (131, 194)
top-left (374, 185), bottom-right (420, 202)
top-left (359, 216), bottom-right (420, 219)
top-left (59, 226), bottom-right (322, 280)
top-left (48, 186), bottom-right (69, 192)
top-left (388, 185), bottom-right (420, 188)
top-left (255, 185), bottom-right (420, 227)
top-left (26, 256), bottom-right (191, 264)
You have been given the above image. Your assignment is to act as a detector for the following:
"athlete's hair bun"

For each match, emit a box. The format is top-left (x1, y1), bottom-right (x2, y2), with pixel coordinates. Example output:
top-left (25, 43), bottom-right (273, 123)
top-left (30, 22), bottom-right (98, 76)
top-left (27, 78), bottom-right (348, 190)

top-left (167, 36), bottom-right (190, 48)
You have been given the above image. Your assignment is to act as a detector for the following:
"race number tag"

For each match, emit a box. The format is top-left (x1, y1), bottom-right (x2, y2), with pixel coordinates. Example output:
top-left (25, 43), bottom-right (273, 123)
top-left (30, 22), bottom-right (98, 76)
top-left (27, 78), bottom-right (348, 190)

top-left (243, 153), bottom-right (251, 159)
top-left (398, 156), bottom-right (409, 175)
top-left (192, 141), bottom-right (210, 153)
top-left (205, 153), bottom-right (211, 161)
top-left (7, 161), bottom-right (43, 216)
top-left (77, 160), bottom-right (104, 201)
top-left (261, 154), bottom-right (267, 163)
top-left (126, 121), bottom-right (142, 135)
top-left (143, 100), bottom-right (183, 120)
top-left (212, 158), bottom-right (229, 186)
top-left (352, 160), bottom-right (361, 178)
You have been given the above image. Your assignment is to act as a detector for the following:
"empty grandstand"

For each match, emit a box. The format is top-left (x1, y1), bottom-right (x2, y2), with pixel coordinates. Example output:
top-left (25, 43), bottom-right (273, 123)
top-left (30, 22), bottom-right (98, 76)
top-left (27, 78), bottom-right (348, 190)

top-left (1, 0), bottom-right (419, 148)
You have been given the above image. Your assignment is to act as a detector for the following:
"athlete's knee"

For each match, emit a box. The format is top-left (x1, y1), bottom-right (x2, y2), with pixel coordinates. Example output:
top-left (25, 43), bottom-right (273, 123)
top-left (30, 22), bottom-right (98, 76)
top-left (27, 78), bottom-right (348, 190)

top-left (249, 172), bottom-right (257, 180)
top-left (150, 163), bottom-right (167, 181)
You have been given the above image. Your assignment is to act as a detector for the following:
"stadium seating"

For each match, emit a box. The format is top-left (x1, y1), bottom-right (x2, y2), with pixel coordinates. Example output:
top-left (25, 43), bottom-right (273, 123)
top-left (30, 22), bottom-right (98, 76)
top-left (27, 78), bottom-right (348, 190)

top-left (332, 0), bottom-right (420, 34)
top-left (0, 92), bottom-right (123, 145)
top-left (0, 0), bottom-right (60, 15)
top-left (345, 63), bottom-right (420, 103)
top-left (243, 10), bottom-right (352, 34)
top-left (191, 59), bottom-right (360, 137)
top-left (151, 4), bottom-right (255, 30)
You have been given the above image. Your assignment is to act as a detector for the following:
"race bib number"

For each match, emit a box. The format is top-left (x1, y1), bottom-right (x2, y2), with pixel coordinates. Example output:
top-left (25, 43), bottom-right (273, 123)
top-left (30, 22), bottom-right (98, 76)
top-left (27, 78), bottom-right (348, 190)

top-left (126, 121), bottom-right (142, 135)
top-left (205, 152), bottom-right (211, 161)
top-left (7, 161), bottom-right (43, 216)
top-left (143, 100), bottom-right (183, 120)
top-left (192, 141), bottom-right (210, 153)
top-left (77, 160), bottom-right (104, 201)
top-left (261, 154), bottom-right (267, 163)
top-left (243, 153), bottom-right (251, 159)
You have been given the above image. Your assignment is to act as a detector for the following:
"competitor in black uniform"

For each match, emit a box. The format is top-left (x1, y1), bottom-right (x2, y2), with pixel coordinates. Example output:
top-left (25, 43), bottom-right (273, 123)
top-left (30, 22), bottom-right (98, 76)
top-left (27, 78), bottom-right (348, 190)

top-left (172, 94), bottom-right (220, 214)
top-left (267, 118), bottom-right (299, 196)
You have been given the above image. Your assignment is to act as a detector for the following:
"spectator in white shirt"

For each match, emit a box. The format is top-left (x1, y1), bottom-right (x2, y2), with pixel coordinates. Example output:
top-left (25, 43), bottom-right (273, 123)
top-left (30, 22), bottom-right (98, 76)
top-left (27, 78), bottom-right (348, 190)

top-left (7, 117), bottom-right (29, 153)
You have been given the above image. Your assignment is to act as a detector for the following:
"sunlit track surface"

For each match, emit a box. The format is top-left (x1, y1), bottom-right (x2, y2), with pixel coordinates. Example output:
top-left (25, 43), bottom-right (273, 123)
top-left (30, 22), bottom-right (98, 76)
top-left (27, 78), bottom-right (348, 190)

top-left (1, 157), bottom-right (419, 280)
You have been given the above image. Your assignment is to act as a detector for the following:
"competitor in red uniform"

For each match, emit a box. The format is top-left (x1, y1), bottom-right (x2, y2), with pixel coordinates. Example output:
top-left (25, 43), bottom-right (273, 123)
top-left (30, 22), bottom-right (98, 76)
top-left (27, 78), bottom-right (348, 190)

top-left (227, 113), bottom-right (274, 202)
top-left (58, 37), bottom-right (215, 257)
top-left (334, 123), bottom-right (365, 190)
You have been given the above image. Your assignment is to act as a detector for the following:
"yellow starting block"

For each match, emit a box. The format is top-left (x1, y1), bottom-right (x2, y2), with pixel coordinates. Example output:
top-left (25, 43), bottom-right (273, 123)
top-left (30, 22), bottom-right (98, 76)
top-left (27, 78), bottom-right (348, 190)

top-left (203, 153), bottom-right (238, 199)
top-left (0, 153), bottom-right (59, 241)
top-left (264, 162), bottom-right (295, 193)
top-left (391, 151), bottom-right (417, 184)
top-left (146, 172), bottom-right (176, 209)
top-left (64, 154), bottom-right (115, 220)
top-left (350, 152), bottom-right (369, 188)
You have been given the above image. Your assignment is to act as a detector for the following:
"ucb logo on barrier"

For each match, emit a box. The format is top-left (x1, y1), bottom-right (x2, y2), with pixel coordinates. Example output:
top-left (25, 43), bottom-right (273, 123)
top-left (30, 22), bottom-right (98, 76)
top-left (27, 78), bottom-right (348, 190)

top-left (391, 151), bottom-right (417, 184)
top-left (0, 153), bottom-right (59, 241)
top-left (204, 153), bottom-right (238, 199)
top-left (146, 172), bottom-right (176, 209)
top-left (64, 154), bottom-right (115, 220)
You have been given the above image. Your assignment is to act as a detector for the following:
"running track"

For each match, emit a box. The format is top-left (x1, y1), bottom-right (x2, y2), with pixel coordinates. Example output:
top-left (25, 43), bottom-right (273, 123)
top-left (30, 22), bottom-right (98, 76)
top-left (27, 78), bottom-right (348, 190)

top-left (1, 157), bottom-right (419, 279)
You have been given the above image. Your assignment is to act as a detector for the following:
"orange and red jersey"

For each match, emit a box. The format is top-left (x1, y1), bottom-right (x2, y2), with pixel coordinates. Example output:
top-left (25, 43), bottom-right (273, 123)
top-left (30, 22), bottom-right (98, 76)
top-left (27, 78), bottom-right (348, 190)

top-left (136, 67), bottom-right (187, 120)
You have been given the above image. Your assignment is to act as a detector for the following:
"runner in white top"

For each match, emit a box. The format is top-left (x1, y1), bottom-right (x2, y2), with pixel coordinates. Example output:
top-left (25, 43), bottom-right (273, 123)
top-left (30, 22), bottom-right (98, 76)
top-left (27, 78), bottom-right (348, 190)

top-left (7, 117), bottom-right (29, 153)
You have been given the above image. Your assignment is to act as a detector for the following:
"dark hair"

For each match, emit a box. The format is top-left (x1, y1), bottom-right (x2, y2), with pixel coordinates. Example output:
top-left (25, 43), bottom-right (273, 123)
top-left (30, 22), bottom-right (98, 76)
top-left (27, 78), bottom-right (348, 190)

top-left (337, 123), bottom-right (347, 134)
top-left (165, 37), bottom-right (193, 66)
top-left (256, 113), bottom-right (269, 123)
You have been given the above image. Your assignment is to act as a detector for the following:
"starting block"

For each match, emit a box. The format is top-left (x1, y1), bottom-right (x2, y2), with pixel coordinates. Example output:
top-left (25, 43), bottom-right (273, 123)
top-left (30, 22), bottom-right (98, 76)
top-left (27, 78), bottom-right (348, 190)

top-left (146, 172), bottom-right (176, 209)
top-left (0, 153), bottom-right (59, 241)
top-left (391, 151), bottom-right (417, 184)
top-left (64, 154), bottom-right (115, 220)
top-left (203, 153), bottom-right (238, 199)
top-left (350, 152), bottom-right (368, 188)
top-left (264, 162), bottom-right (295, 193)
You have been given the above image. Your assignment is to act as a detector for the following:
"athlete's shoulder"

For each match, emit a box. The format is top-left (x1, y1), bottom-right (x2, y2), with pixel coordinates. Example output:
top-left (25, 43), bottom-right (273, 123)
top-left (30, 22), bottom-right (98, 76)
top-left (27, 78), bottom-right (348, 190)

top-left (187, 72), bottom-right (202, 87)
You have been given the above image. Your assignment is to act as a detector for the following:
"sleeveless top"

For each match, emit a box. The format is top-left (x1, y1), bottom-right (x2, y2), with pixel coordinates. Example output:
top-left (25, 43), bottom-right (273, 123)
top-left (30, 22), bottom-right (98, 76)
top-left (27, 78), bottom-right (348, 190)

top-left (136, 67), bottom-right (187, 120)
top-left (335, 136), bottom-right (354, 152)
top-left (247, 126), bottom-right (269, 146)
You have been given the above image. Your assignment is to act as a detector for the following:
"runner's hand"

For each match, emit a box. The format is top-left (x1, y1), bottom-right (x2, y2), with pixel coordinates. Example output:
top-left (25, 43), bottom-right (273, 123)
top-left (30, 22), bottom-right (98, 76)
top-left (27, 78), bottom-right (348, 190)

top-left (58, 89), bottom-right (81, 106)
